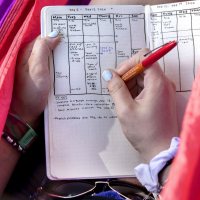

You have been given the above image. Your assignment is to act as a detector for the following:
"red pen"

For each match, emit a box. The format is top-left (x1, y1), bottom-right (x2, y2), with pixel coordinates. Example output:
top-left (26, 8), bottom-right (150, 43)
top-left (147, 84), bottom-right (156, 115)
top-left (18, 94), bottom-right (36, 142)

top-left (121, 41), bottom-right (177, 81)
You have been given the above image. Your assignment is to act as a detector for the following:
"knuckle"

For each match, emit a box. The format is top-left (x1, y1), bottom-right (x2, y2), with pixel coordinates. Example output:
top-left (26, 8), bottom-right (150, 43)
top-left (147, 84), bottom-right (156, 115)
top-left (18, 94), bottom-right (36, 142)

top-left (159, 76), bottom-right (176, 94)
top-left (39, 38), bottom-right (52, 53)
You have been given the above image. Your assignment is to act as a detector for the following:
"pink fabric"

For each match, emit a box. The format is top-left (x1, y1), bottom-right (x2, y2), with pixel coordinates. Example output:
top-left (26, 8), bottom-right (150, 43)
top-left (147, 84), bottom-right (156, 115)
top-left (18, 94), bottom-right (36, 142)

top-left (161, 67), bottom-right (200, 199)
top-left (0, 0), bottom-right (68, 137)
top-left (0, 0), bottom-right (16, 27)
top-left (1, 1), bottom-right (200, 198)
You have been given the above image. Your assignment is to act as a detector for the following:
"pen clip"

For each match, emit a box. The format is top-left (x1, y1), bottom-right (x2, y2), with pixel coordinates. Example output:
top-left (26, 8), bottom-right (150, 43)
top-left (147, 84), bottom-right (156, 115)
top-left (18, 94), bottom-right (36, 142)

top-left (144, 42), bottom-right (173, 57)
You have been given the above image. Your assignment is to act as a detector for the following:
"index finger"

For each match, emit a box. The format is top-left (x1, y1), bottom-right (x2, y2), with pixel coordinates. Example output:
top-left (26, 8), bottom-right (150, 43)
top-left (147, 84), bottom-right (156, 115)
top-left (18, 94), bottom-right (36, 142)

top-left (116, 48), bottom-right (150, 76)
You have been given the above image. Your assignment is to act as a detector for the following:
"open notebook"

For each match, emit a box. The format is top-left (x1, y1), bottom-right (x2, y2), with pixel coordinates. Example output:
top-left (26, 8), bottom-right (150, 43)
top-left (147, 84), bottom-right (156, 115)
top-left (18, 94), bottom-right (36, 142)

top-left (41, 0), bottom-right (200, 180)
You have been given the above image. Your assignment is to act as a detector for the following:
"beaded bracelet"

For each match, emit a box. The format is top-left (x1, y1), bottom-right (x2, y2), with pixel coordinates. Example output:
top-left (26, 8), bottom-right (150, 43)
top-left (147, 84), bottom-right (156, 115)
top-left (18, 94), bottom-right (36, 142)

top-left (2, 113), bottom-right (38, 153)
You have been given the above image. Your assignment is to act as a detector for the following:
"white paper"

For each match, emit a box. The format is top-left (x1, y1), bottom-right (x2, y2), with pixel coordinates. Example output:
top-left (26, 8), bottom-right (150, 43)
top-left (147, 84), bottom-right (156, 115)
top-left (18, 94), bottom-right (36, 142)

top-left (148, 0), bottom-right (200, 126)
top-left (42, 5), bottom-right (146, 180)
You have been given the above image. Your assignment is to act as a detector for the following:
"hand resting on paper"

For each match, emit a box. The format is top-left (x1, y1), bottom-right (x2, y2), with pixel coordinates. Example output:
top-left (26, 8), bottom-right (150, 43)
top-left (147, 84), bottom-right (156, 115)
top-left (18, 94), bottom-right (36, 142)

top-left (0, 33), bottom-right (60, 195)
top-left (10, 34), bottom-right (60, 128)
top-left (102, 49), bottom-right (179, 163)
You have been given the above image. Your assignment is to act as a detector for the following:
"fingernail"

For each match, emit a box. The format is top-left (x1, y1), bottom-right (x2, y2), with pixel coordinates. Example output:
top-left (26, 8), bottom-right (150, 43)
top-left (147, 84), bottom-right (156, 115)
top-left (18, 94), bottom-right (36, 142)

top-left (48, 30), bottom-right (59, 38)
top-left (102, 70), bottom-right (113, 81)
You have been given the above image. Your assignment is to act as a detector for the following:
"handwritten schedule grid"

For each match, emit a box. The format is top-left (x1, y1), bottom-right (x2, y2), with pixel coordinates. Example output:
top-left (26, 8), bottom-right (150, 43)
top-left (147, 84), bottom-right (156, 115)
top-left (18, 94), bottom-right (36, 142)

top-left (51, 13), bottom-right (146, 95)
top-left (150, 7), bottom-right (200, 92)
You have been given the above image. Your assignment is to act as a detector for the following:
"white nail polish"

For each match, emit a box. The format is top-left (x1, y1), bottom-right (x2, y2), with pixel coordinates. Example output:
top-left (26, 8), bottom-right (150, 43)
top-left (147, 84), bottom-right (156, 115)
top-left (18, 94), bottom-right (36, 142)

top-left (48, 30), bottom-right (59, 38)
top-left (102, 70), bottom-right (113, 81)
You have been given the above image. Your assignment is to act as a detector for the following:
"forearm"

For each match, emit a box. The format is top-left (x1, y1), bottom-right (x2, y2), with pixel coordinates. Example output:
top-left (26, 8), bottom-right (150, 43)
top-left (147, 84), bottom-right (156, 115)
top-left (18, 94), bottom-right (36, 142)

top-left (0, 112), bottom-right (38, 195)
top-left (0, 139), bottom-right (20, 195)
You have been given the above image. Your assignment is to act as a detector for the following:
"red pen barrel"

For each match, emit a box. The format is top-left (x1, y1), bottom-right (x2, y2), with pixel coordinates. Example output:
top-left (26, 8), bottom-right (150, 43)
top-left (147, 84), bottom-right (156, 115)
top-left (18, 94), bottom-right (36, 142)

top-left (121, 40), bottom-right (177, 82)
top-left (142, 41), bottom-right (177, 68)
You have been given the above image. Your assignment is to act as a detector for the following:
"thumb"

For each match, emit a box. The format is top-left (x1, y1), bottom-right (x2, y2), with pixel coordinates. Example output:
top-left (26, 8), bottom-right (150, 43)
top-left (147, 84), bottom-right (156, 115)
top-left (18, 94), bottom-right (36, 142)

top-left (102, 69), bottom-right (136, 114)
top-left (29, 31), bottom-right (60, 66)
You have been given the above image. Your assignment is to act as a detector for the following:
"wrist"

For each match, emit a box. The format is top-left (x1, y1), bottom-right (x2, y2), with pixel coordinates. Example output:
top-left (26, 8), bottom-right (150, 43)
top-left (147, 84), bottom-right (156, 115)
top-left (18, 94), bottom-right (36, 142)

top-left (134, 137), bottom-right (179, 194)
top-left (9, 108), bottom-right (40, 129)
top-left (4, 113), bottom-right (27, 139)
top-left (2, 113), bottom-right (38, 153)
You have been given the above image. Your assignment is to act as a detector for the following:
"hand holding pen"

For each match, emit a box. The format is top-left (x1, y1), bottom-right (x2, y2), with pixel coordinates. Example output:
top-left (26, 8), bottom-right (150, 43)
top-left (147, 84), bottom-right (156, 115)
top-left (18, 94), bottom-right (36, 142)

top-left (102, 43), bottom-right (179, 162)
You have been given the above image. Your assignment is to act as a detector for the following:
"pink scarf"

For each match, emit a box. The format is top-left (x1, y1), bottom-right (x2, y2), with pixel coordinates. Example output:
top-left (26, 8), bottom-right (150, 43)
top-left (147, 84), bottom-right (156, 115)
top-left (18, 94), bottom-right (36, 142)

top-left (0, 0), bottom-right (68, 135)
